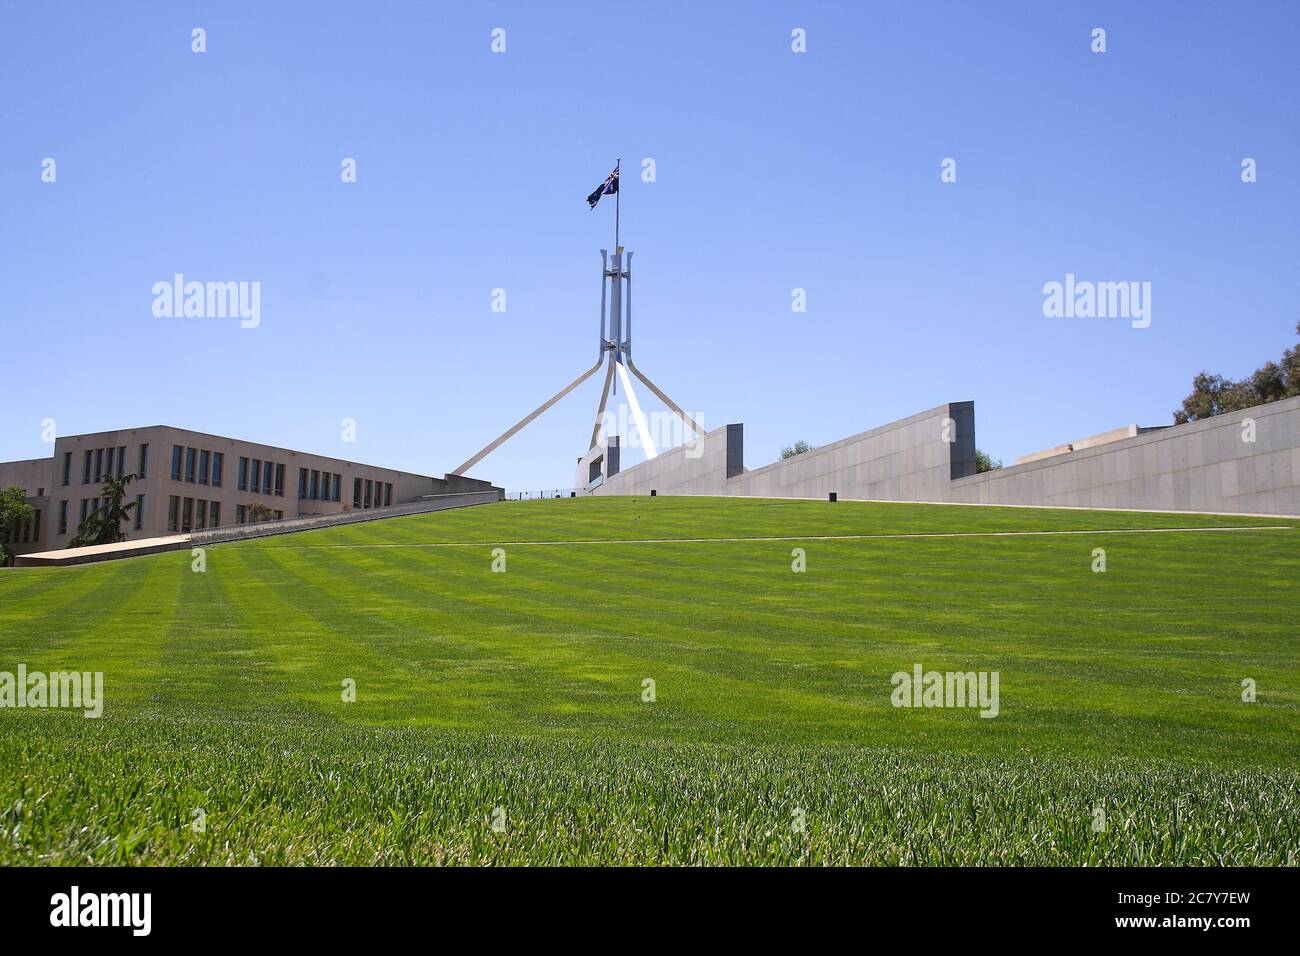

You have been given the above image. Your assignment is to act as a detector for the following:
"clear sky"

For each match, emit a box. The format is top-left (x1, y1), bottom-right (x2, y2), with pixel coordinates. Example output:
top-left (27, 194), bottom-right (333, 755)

top-left (2, 1), bottom-right (1297, 491)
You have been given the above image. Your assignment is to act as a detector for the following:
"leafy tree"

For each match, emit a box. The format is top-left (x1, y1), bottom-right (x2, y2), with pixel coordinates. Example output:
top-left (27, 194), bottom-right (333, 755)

top-left (0, 485), bottom-right (36, 564)
top-left (68, 474), bottom-right (138, 548)
top-left (1174, 322), bottom-right (1300, 423)
top-left (780, 440), bottom-right (816, 459)
top-left (975, 449), bottom-right (1002, 473)
top-left (248, 503), bottom-right (275, 523)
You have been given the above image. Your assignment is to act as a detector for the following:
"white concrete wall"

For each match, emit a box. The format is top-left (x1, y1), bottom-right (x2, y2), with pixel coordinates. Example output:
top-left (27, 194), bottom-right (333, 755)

top-left (592, 396), bottom-right (1300, 516)
top-left (594, 403), bottom-right (972, 502)
top-left (594, 426), bottom-right (734, 497)
top-left (949, 396), bottom-right (1299, 514)
top-left (731, 405), bottom-right (963, 501)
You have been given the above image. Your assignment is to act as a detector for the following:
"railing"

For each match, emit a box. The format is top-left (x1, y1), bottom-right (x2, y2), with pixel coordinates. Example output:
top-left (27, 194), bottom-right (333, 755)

top-left (506, 488), bottom-right (580, 501)
top-left (186, 490), bottom-right (502, 546)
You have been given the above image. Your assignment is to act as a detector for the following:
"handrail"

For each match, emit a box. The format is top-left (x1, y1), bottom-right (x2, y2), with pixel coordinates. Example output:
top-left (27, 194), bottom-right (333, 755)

top-left (186, 491), bottom-right (501, 545)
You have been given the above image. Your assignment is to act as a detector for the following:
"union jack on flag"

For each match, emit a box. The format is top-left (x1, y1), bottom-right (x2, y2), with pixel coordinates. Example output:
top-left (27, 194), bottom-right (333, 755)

top-left (586, 165), bottom-right (619, 209)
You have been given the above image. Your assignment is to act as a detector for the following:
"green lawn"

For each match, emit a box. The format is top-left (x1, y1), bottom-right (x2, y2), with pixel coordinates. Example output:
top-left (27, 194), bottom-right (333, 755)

top-left (1, 496), bottom-right (1297, 865)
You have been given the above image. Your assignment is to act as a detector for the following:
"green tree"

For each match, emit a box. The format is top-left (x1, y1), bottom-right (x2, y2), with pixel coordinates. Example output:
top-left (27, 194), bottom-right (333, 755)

top-left (975, 449), bottom-right (1002, 473)
top-left (248, 503), bottom-right (275, 523)
top-left (780, 440), bottom-right (816, 459)
top-left (0, 485), bottom-right (36, 564)
top-left (68, 474), bottom-right (138, 548)
top-left (1174, 322), bottom-right (1300, 423)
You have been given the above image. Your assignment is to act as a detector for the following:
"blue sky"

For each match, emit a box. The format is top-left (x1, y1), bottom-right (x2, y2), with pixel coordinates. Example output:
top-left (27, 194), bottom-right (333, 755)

top-left (2, 1), bottom-right (1297, 491)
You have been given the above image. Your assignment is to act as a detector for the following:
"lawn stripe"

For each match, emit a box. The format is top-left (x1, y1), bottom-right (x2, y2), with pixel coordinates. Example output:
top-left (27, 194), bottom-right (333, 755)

top-left (0, 560), bottom-right (154, 658)
top-left (320, 536), bottom-right (891, 734)
top-left (221, 544), bottom-right (480, 723)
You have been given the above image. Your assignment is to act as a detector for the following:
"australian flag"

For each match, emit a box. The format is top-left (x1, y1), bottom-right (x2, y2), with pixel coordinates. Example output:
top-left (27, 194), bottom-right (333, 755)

top-left (586, 165), bottom-right (619, 209)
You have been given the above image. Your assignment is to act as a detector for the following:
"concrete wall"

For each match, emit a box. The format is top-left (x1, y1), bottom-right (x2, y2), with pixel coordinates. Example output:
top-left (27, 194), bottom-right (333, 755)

top-left (949, 396), bottom-right (1299, 514)
top-left (591, 425), bottom-right (738, 496)
top-left (595, 403), bottom-right (974, 501)
top-left (591, 396), bottom-right (1300, 516)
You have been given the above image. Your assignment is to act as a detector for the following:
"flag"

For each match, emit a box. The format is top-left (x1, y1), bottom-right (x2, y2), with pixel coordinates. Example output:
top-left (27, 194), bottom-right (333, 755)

top-left (587, 165), bottom-right (619, 209)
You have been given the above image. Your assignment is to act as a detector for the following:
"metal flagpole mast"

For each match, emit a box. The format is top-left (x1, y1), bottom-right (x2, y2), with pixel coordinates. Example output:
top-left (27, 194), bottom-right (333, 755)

top-left (451, 159), bottom-right (704, 482)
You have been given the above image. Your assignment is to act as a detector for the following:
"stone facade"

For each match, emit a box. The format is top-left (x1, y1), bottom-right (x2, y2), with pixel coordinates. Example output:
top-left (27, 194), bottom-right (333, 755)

top-left (0, 425), bottom-right (501, 563)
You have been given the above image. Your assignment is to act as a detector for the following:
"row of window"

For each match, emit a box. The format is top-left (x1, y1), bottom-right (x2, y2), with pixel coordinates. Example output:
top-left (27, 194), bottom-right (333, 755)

top-left (353, 478), bottom-right (394, 509)
top-left (1, 509), bottom-right (41, 544)
top-left (170, 446), bottom-right (225, 488)
top-left (299, 468), bottom-right (342, 502)
top-left (167, 496), bottom-right (221, 534)
top-left (239, 457), bottom-right (285, 496)
top-left (67, 444), bottom-right (149, 486)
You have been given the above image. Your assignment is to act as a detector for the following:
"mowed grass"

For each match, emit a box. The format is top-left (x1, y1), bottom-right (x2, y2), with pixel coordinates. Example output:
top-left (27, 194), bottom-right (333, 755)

top-left (0, 496), bottom-right (1297, 865)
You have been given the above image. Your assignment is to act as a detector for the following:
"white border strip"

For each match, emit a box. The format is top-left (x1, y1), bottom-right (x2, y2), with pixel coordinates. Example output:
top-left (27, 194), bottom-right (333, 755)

top-left (279, 525), bottom-right (1294, 549)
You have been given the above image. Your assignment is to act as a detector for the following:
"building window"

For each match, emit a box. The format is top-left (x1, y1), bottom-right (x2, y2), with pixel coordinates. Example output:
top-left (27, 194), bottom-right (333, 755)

top-left (275, 464), bottom-right (285, 497)
top-left (138, 444), bottom-right (149, 479)
top-left (62, 452), bottom-right (72, 486)
top-left (263, 461), bottom-right (273, 497)
top-left (212, 452), bottom-right (223, 487)
top-left (353, 477), bottom-right (362, 508)
top-left (80, 499), bottom-right (89, 523)
top-left (209, 501), bottom-right (220, 528)
top-left (184, 448), bottom-right (196, 483)
top-left (95, 448), bottom-right (104, 482)
top-left (134, 494), bottom-right (145, 531)
top-left (167, 496), bottom-right (179, 533)
top-left (310, 470), bottom-right (319, 500)
top-left (181, 497), bottom-right (193, 532)
top-left (171, 445), bottom-right (183, 481)
top-left (385, 483), bottom-right (393, 507)
top-left (117, 446), bottom-right (126, 479)
top-left (364, 480), bottom-right (372, 508)
top-left (236, 504), bottom-right (246, 525)
top-left (238, 457), bottom-right (249, 491)
top-left (251, 459), bottom-right (261, 494)
top-left (58, 500), bottom-right (68, 535)
top-left (199, 450), bottom-right (210, 485)
top-left (104, 448), bottom-right (114, 481)
top-left (32, 509), bottom-right (40, 542)
top-left (298, 468), bottom-right (307, 499)
top-left (273, 510), bottom-right (283, 521)
top-left (195, 499), bottom-right (207, 530)
top-left (332, 473), bottom-right (342, 502)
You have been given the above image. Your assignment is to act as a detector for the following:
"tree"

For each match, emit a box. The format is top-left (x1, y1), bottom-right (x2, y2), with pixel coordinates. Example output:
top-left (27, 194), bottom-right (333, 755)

top-left (68, 474), bottom-right (138, 548)
top-left (0, 485), bottom-right (35, 565)
top-left (975, 449), bottom-right (1002, 473)
top-left (248, 503), bottom-right (275, 523)
top-left (780, 440), bottom-right (816, 459)
top-left (1174, 322), bottom-right (1300, 423)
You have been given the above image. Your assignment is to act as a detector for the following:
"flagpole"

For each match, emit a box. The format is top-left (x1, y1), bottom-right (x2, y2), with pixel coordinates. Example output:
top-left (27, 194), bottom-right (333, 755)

top-left (614, 157), bottom-right (621, 251)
